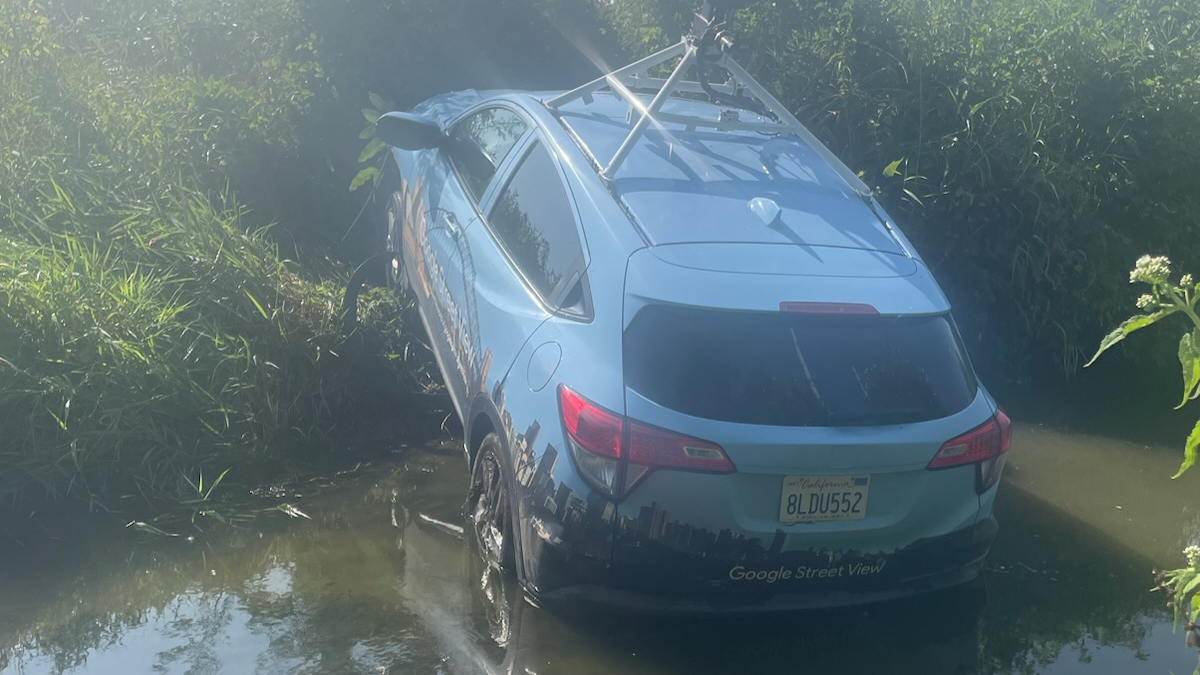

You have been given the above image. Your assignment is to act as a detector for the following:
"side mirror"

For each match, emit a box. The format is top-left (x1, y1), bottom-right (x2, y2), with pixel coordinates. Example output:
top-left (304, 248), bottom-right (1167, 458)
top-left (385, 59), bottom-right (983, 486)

top-left (377, 112), bottom-right (447, 150)
top-left (377, 111), bottom-right (495, 182)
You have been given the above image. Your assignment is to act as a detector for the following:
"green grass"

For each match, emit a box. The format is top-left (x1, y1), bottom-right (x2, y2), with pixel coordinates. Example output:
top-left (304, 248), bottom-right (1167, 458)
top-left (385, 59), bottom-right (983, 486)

top-left (0, 182), bottom-right (349, 507)
top-left (0, 0), bottom-right (407, 514)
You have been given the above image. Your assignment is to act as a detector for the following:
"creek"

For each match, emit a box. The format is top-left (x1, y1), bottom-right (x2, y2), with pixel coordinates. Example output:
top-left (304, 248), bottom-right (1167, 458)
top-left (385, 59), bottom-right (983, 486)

top-left (2, 424), bottom-right (1198, 674)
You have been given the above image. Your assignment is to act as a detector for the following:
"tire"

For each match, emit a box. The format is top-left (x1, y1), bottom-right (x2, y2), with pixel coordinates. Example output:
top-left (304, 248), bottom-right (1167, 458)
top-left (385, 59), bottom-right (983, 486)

top-left (384, 190), bottom-right (405, 292)
top-left (467, 433), bottom-right (518, 572)
top-left (472, 542), bottom-right (515, 647)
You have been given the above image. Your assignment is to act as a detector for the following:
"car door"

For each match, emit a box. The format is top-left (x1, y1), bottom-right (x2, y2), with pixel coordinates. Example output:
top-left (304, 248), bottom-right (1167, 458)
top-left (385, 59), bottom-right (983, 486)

top-left (463, 135), bottom-right (591, 425)
top-left (402, 105), bottom-right (529, 419)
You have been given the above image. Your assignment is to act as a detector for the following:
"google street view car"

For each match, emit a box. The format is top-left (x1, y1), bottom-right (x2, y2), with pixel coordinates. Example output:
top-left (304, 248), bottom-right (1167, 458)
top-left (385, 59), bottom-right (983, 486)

top-left (377, 3), bottom-right (1009, 612)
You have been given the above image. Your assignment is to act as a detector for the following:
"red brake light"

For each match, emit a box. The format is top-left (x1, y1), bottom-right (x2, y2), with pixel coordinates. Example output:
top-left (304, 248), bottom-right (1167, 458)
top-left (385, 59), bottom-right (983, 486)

top-left (559, 385), bottom-right (735, 499)
top-left (779, 302), bottom-right (879, 315)
top-left (629, 422), bottom-right (734, 474)
top-left (927, 415), bottom-right (1007, 470)
top-left (560, 386), bottom-right (623, 459)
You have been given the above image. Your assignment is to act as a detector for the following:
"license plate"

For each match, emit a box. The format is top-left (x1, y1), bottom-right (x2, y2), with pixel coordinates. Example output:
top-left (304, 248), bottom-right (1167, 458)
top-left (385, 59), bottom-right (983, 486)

top-left (780, 475), bottom-right (870, 523)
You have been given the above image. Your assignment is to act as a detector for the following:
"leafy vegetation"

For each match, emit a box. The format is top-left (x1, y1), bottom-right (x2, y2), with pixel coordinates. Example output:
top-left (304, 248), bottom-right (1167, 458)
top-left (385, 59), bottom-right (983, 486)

top-left (1153, 546), bottom-right (1200, 673)
top-left (0, 0), bottom-right (377, 512)
top-left (1086, 255), bottom-right (1200, 476)
top-left (1087, 255), bottom-right (1200, 667)
top-left (0, 183), bottom-right (345, 507)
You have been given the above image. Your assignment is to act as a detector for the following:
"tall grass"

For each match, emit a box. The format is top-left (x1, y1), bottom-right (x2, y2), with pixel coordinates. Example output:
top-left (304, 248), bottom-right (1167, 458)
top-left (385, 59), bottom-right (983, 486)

top-left (0, 179), bottom-right (349, 507)
top-left (0, 0), bottom-right (588, 515)
top-left (0, 0), bottom-right (363, 511)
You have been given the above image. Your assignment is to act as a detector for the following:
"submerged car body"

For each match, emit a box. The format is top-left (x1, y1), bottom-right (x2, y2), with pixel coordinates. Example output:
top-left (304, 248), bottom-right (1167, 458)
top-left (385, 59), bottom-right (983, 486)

top-left (381, 52), bottom-right (1008, 611)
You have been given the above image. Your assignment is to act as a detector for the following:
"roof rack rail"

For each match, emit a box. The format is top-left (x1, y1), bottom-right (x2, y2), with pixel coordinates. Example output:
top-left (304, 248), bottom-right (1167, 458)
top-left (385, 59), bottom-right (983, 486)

top-left (545, 4), bottom-right (872, 198)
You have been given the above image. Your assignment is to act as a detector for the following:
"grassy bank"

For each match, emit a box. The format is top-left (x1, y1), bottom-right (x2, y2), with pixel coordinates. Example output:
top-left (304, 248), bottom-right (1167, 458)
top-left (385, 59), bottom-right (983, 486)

top-left (1, 0), bottom-right (379, 512)
top-left (0, 187), bottom-right (346, 506)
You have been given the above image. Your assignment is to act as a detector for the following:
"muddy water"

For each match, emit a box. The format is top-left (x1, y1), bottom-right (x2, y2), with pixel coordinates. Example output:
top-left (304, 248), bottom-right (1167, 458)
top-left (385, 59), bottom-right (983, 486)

top-left (1, 424), bottom-right (1199, 675)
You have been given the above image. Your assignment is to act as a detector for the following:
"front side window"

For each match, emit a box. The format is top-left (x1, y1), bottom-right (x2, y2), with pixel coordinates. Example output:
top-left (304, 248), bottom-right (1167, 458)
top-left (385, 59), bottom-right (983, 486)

top-left (487, 142), bottom-right (584, 304)
top-left (450, 107), bottom-right (528, 201)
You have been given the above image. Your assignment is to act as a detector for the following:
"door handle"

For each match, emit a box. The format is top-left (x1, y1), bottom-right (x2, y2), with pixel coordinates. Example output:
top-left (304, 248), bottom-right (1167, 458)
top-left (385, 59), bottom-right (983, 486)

top-left (425, 208), bottom-right (462, 236)
top-left (437, 209), bottom-right (461, 233)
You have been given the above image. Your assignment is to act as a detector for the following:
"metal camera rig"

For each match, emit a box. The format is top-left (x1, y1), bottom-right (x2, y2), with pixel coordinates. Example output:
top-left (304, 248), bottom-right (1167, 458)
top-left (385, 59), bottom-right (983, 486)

top-left (545, 1), bottom-right (871, 199)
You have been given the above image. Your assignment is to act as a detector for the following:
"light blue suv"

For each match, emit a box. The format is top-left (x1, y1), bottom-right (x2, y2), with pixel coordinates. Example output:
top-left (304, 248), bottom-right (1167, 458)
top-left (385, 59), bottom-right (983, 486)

top-left (377, 7), bottom-right (1009, 612)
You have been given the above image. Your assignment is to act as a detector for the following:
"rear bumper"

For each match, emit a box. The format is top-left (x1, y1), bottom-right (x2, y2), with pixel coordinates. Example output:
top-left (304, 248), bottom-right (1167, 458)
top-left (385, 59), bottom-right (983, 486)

top-left (527, 517), bottom-right (997, 614)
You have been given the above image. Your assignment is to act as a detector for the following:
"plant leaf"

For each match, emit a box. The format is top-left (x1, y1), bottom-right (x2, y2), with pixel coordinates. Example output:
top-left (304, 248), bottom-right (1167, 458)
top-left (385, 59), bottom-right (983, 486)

top-left (203, 467), bottom-right (232, 500)
top-left (349, 167), bottom-right (379, 192)
top-left (362, 108), bottom-right (381, 124)
top-left (358, 137), bottom-right (386, 163)
top-left (126, 521), bottom-right (180, 537)
top-left (279, 503), bottom-right (312, 519)
top-left (358, 126), bottom-right (375, 140)
top-left (882, 158), bottom-right (904, 178)
top-left (1172, 418), bottom-right (1200, 479)
top-left (969, 96), bottom-right (996, 116)
top-left (1179, 329), bottom-right (1200, 408)
top-left (368, 91), bottom-right (385, 111)
top-left (1084, 309), bottom-right (1175, 367)
top-left (243, 289), bottom-right (270, 320)
top-left (1183, 572), bottom-right (1200, 605)
top-left (1173, 571), bottom-right (1197, 625)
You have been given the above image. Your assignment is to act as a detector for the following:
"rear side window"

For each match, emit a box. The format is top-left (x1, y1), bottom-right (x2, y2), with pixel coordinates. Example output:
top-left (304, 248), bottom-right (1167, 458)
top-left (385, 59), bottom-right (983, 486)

top-left (487, 142), bottom-right (584, 304)
top-left (624, 306), bottom-right (976, 427)
top-left (450, 107), bottom-right (527, 201)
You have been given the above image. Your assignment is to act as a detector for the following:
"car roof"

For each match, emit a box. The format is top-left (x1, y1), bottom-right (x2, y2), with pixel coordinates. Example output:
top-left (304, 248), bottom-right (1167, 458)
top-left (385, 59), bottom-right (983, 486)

top-left (413, 89), bottom-right (905, 255)
top-left (548, 92), bottom-right (905, 254)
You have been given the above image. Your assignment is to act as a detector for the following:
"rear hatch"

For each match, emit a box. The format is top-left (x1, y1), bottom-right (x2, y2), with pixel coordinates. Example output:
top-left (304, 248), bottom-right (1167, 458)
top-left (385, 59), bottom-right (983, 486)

top-left (611, 244), bottom-right (996, 596)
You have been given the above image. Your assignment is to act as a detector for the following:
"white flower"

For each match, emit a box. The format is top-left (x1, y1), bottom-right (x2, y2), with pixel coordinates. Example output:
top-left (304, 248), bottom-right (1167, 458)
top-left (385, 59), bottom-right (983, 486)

top-left (1182, 274), bottom-right (1195, 288)
top-left (1185, 544), bottom-right (1200, 567)
top-left (1136, 294), bottom-right (1156, 310)
top-left (1130, 255), bottom-right (1172, 285)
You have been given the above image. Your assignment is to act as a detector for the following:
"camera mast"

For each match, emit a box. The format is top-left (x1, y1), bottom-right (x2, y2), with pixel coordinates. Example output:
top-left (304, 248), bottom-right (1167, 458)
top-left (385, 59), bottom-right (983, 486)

top-left (545, 2), bottom-right (871, 198)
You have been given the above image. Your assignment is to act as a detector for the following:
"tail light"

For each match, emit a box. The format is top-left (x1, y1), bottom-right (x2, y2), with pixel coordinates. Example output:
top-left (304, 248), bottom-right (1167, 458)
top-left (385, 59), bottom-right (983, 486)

top-left (559, 385), bottom-right (624, 495)
top-left (927, 409), bottom-right (1012, 493)
top-left (559, 386), bottom-right (735, 500)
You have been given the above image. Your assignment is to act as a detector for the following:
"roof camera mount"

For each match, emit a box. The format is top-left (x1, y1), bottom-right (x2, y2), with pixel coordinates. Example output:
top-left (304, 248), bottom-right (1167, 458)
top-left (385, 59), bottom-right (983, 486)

top-left (544, 3), bottom-right (873, 199)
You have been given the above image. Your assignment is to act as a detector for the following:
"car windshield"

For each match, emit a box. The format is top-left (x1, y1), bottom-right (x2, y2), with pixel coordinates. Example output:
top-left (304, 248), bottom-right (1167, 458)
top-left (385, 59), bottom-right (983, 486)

top-left (624, 305), bottom-right (977, 427)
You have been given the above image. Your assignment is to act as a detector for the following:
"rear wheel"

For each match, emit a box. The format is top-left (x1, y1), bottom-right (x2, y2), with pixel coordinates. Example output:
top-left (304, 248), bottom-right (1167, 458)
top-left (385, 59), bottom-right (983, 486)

top-left (467, 433), bottom-right (517, 571)
top-left (472, 542), bottom-right (515, 647)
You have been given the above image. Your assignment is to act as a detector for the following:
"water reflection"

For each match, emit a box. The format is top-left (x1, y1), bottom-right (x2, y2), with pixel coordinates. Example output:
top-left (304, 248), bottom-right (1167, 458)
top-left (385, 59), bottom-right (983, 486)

top-left (1, 425), bottom-right (1199, 674)
top-left (399, 485), bottom-right (985, 675)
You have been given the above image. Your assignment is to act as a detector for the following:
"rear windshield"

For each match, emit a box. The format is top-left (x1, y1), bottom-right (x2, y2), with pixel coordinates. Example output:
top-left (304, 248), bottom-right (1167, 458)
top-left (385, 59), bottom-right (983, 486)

top-left (624, 306), bottom-right (976, 427)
